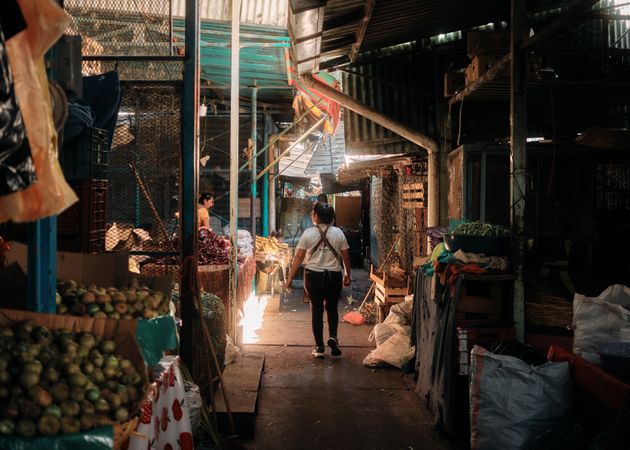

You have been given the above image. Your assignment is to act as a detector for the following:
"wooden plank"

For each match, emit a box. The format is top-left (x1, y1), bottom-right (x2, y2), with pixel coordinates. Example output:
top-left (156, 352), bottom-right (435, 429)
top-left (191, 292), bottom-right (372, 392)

top-left (401, 182), bottom-right (425, 190)
top-left (215, 351), bottom-right (265, 413)
top-left (402, 201), bottom-right (425, 209)
top-left (349, 0), bottom-right (376, 62)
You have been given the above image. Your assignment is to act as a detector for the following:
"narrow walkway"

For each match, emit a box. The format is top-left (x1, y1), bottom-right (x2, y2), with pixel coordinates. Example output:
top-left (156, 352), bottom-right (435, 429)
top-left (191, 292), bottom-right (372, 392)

top-left (232, 269), bottom-right (449, 450)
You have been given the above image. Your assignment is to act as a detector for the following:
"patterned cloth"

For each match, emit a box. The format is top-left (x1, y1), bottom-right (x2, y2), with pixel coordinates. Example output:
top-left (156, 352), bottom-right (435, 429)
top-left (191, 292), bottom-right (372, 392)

top-left (129, 356), bottom-right (193, 450)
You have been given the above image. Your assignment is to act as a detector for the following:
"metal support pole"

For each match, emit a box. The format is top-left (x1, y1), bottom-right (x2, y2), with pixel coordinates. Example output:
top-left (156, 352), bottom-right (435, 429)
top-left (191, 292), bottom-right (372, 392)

top-left (511, 0), bottom-right (528, 341)
top-left (229, 0), bottom-right (241, 342)
top-left (300, 74), bottom-right (440, 227)
top-left (262, 112), bottom-right (271, 236)
top-left (169, 0), bottom-right (174, 57)
top-left (250, 87), bottom-right (258, 242)
top-left (180, 0), bottom-right (200, 370)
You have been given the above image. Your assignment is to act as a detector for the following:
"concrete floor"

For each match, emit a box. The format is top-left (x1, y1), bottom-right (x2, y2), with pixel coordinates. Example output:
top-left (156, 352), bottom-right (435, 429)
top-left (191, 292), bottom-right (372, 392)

top-left (228, 268), bottom-right (449, 450)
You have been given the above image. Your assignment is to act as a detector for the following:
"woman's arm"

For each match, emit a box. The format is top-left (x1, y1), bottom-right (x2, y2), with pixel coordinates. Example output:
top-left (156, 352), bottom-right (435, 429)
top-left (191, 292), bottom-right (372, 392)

top-left (285, 248), bottom-right (306, 290)
top-left (341, 249), bottom-right (351, 286)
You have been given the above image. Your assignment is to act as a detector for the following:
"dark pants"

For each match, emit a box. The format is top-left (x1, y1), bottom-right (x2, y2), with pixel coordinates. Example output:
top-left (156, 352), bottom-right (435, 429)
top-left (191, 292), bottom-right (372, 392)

top-left (304, 269), bottom-right (343, 348)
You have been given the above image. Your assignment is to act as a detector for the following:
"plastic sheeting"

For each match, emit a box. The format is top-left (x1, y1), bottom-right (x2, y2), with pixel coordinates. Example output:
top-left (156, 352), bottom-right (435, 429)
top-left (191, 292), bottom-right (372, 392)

top-left (136, 315), bottom-right (179, 367)
top-left (0, 426), bottom-right (113, 450)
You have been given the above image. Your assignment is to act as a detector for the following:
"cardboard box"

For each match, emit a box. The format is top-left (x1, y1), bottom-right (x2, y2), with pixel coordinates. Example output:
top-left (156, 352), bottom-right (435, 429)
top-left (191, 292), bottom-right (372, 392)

top-left (334, 196), bottom-right (361, 229)
top-left (8, 241), bottom-right (129, 288)
top-left (9, 242), bottom-right (175, 293)
top-left (465, 55), bottom-right (507, 84)
top-left (444, 71), bottom-right (465, 97)
top-left (465, 54), bottom-right (543, 85)
top-left (467, 31), bottom-right (510, 58)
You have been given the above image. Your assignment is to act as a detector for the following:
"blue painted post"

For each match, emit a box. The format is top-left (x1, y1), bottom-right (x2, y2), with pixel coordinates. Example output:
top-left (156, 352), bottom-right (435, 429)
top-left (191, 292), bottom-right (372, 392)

top-left (262, 113), bottom-right (270, 237)
top-left (179, 0), bottom-right (200, 370)
top-left (27, 218), bottom-right (57, 313)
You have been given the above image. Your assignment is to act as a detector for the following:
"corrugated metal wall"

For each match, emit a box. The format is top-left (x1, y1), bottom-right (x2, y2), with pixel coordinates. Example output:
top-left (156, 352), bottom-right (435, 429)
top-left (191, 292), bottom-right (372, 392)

top-left (67, 0), bottom-right (287, 27)
top-left (342, 48), bottom-right (437, 155)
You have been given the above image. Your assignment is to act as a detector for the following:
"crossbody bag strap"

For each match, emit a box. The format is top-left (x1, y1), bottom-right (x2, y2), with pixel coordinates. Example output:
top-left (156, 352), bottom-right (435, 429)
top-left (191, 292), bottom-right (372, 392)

top-left (313, 225), bottom-right (344, 269)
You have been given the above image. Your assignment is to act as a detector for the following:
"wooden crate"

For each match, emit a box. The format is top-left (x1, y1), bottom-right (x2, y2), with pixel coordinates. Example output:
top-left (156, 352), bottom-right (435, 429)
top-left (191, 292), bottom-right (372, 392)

top-left (369, 265), bottom-right (407, 288)
top-left (456, 275), bottom-right (510, 321)
top-left (376, 302), bottom-right (393, 323)
top-left (401, 182), bottom-right (426, 209)
top-left (457, 295), bottom-right (502, 321)
top-left (375, 282), bottom-right (409, 305)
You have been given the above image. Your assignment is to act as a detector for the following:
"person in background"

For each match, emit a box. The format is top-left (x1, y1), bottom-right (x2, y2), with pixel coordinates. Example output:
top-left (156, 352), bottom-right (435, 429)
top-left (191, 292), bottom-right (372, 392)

top-left (317, 193), bottom-right (336, 225)
top-left (285, 202), bottom-right (351, 358)
top-left (198, 192), bottom-right (214, 229)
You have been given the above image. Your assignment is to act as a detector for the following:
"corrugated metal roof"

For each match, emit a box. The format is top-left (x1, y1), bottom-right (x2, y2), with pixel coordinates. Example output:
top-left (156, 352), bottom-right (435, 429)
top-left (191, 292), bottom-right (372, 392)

top-left (171, 18), bottom-right (292, 102)
top-left (291, 0), bottom-right (508, 71)
top-left (66, 0), bottom-right (287, 27)
top-left (306, 118), bottom-right (346, 174)
top-left (279, 141), bottom-right (315, 178)
top-left (360, 0), bottom-right (508, 53)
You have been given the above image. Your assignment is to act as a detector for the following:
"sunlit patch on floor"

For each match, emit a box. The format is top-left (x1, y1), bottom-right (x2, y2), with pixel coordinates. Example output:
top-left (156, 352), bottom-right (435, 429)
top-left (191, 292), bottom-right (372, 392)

top-left (240, 293), bottom-right (268, 344)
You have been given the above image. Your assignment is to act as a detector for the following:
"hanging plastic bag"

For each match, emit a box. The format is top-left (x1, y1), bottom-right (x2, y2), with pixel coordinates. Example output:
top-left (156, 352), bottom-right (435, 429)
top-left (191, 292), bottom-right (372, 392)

top-left (0, 22), bottom-right (35, 197)
top-left (0, 0), bottom-right (77, 223)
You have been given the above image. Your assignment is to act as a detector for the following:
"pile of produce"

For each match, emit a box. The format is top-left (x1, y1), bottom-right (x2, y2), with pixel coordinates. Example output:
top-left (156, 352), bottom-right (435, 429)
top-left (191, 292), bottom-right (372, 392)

top-left (0, 320), bottom-right (143, 437)
top-left (152, 229), bottom-right (230, 267)
top-left (255, 236), bottom-right (288, 255)
top-left (198, 228), bottom-right (230, 265)
top-left (452, 221), bottom-right (510, 237)
top-left (56, 279), bottom-right (170, 320)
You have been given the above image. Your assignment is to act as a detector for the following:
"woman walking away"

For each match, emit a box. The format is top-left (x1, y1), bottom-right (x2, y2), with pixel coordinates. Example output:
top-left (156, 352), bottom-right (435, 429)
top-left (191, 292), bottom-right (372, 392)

top-left (285, 202), bottom-right (351, 358)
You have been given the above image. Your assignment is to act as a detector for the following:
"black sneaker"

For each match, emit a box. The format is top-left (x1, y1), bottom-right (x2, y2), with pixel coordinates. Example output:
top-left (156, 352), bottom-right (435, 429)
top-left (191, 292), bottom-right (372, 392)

top-left (327, 337), bottom-right (342, 357)
top-left (311, 347), bottom-right (325, 358)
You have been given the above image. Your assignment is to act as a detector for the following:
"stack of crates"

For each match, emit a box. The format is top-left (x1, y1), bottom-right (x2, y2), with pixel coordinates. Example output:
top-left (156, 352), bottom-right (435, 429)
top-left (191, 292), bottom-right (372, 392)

top-left (58, 127), bottom-right (109, 253)
top-left (370, 265), bottom-right (410, 322)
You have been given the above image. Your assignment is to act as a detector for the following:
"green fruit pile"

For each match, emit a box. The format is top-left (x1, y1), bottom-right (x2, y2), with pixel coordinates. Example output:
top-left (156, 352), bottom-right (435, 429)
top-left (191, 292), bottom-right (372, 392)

top-left (0, 320), bottom-right (144, 437)
top-left (56, 279), bottom-right (171, 320)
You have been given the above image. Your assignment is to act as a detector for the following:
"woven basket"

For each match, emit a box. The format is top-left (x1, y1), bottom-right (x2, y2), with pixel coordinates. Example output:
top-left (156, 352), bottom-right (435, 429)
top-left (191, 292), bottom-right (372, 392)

top-left (526, 294), bottom-right (573, 329)
top-left (113, 416), bottom-right (139, 450)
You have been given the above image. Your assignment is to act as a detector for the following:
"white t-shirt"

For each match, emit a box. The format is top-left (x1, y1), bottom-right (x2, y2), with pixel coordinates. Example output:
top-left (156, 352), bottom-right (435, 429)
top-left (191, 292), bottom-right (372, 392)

top-left (297, 224), bottom-right (349, 272)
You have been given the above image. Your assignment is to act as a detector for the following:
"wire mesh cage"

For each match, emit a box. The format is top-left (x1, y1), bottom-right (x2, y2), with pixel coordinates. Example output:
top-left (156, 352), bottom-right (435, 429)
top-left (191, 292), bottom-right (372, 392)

top-left (65, 0), bottom-right (174, 57)
top-left (61, 1), bottom-right (183, 277)
top-left (106, 83), bottom-right (181, 257)
top-left (373, 171), bottom-right (400, 268)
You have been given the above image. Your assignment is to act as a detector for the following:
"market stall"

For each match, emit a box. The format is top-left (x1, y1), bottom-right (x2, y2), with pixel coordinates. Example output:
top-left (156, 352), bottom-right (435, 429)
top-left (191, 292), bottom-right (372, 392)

top-left (254, 236), bottom-right (291, 296)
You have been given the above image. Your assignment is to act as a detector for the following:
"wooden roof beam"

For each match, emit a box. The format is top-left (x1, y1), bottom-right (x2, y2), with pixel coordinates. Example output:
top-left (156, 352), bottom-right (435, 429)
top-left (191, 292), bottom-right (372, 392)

top-left (349, 0), bottom-right (375, 62)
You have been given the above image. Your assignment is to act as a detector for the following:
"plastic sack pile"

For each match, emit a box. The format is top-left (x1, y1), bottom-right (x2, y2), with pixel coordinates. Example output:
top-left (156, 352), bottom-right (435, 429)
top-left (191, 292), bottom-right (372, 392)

top-left (572, 284), bottom-right (630, 364)
top-left (469, 346), bottom-right (574, 450)
top-left (363, 299), bottom-right (415, 369)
